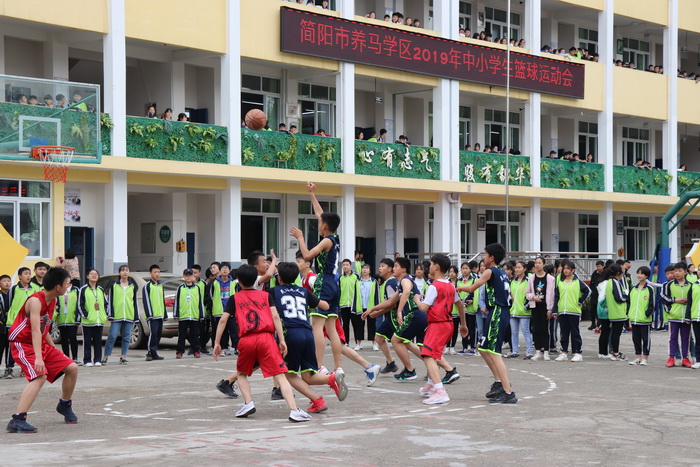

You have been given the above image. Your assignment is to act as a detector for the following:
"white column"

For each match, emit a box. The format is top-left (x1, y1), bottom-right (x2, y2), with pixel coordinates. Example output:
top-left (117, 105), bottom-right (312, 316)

top-left (598, 1), bottom-right (615, 192)
top-left (171, 62), bottom-right (186, 119)
top-left (670, 216), bottom-right (680, 261)
top-left (529, 198), bottom-right (542, 252)
top-left (394, 204), bottom-right (405, 256)
top-left (171, 192), bottom-right (188, 269)
top-left (221, 0), bottom-right (241, 164)
top-left (104, 171), bottom-right (128, 273)
top-left (375, 202), bottom-right (393, 256)
top-left (598, 202), bottom-right (614, 257)
top-left (524, 0), bottom-right (542, 187)
top-left (43, 36), bottom-right (69, 80)
top-left (524, 0), bottom-right (541, 54)
top-left (104, 0), bottom-right (126, 157)
top-left (432, 196), bottom-right (454, 255)
top-left (433, 0), bottom-right (457, 40)
top-left (433, 80), bottom-right (459, 181)
top-left (341, 186), bottom-right (356, 260)
top-left (664, 0), bottom-right (679, 197)
top-left (216, 179), bottom-right (242, 264)
top-left (336, 63), bottom-right (355, 174)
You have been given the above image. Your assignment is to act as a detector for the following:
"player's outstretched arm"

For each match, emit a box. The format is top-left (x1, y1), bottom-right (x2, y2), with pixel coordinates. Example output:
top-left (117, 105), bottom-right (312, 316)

top-left (413, 294), bottom-right (429, 312)
top-left (257, 249), bottom-right (277, 285)
top-left (291, 226), bottom-right (332, 262)
top-left (306, 182), bottom-right (324, 222)
top-left (457, 269), bottom-right (491, 294)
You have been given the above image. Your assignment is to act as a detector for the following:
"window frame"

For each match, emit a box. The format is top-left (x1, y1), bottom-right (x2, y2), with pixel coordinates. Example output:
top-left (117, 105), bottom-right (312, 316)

top-left (0, 178), bottom-right (52, 259)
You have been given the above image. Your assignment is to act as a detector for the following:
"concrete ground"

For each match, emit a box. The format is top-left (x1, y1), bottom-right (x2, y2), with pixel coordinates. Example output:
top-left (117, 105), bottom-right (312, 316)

top-left (1, 326), bottom-right (698, 466)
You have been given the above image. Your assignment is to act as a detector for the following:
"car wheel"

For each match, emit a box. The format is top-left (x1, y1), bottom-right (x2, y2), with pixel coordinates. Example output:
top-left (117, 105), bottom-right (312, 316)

top-left (129, 322), bottom-right (147, 349)
top-left (51, 323), bottom-right (61, 345)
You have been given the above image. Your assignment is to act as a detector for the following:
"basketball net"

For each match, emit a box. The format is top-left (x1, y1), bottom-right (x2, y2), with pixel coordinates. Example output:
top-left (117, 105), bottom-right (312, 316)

top-left (34, 146), bottom-right (74, 183)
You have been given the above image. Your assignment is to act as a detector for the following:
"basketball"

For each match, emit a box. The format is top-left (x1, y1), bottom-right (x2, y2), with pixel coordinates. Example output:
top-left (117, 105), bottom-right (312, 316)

top-left (245, 109), bottom-right (267, 131)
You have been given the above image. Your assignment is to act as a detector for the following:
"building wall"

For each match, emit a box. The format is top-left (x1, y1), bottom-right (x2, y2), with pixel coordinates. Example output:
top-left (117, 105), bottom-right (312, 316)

top-left (4, 37), bottom-right (43, 78)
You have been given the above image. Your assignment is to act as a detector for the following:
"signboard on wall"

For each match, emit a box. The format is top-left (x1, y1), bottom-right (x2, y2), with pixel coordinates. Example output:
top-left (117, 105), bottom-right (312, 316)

top-left (64, 189), bottom-right (81, 223)
top-left (280, 7), bottom-right (586, 99)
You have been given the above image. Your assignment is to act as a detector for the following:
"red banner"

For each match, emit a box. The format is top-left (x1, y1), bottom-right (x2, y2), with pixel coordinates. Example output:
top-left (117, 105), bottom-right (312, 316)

top-left (280, 7), bottom-right (585, 99)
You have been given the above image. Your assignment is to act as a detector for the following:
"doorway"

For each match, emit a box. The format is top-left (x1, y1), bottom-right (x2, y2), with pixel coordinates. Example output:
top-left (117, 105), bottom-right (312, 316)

top-left (64, 226), bottom-right (94, 279)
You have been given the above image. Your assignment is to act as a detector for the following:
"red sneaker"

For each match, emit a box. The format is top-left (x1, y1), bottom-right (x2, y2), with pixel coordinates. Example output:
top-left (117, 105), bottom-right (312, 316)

top-left (176, 353), bottom-right (183, 359)
top-left (682, 358), bottom-right (692, 368)
top-left (307, 397), bottom-right (328, 413)
top-left (327, 371), bottom-right (348, 401)
top-left (194, 352), bottom-right (201, 359)
top-left (665, 357), bottom-right (675, 367)
top-left (594, 328), bottom-right (601, 334)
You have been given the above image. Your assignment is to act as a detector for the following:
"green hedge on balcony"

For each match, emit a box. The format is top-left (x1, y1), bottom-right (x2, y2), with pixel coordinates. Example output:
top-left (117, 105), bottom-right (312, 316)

top-left (241, 129), bottom-right (342, 172)
top-left (355, 142), bottom-right (440, 180)
top-left (459, 151), bottom-right (531, 186)
top-left (541, 159), bottom-right (604, 191)
top-left (613, 165), bottom-right (670, 195)
top-left (125, 116), bottom-right (228, 164)
top-left (677, 171), bottom-right (700, 194)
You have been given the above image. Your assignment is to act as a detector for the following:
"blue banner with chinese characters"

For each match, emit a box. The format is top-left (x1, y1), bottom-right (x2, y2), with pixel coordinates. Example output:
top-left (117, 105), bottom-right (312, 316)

top-left (280, 7), bottom-right (585, 99)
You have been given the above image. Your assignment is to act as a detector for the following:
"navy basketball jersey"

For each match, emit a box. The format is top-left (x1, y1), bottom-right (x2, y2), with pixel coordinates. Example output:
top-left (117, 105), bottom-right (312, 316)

top-left (396, 275), bottom-right (420, 315)
top-left (313, 234), bottom-right (340, 300)
top-left (269, 285), bottom-right (318, 330)
top-left (486, 266), bottom-right (512, 308)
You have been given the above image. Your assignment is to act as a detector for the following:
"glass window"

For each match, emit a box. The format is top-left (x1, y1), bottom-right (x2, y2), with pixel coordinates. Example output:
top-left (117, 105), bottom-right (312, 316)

top-left (0, 202), bottom-right (14, 234)
top-left (298, 200), bottom-right (312, 215)
top-left (311, 85), bottom-right (329, 100)
top-left (242, 198), bottom-right (261, 212)
top-left (262, 198), bottom-right (281, 213)
top-left (262, 77), bottom-right (281, 94)
top-left (19, 203), bottom-right (41, 256)
top-left (1, 179), bottom-right (51, 258)
top-left (0, 180), bottom-right (20, 197)
top-left (461, 208), bottom-right (471, 220)
top-left (23, 181), bottom-right (50, 198)
top-left (241, 74), bottom-right (260, 91)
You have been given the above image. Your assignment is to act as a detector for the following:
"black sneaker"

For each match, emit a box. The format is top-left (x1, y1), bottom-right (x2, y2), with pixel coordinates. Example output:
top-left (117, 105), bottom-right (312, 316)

top-left (379, 361), bottom-right (399, 374)
top-left (145, 354), bottom-right (153, 361)
top-left (442, 369), bottom-right (461, 384)
top-left (216, 379), bottom-right (239, 398)
top-left (119, 357), bottom-right (128, 365)
top-left (56, 400), bottom-right (78, 424)
top-left (485, 381), bottom-right (504, 399)
top-left (489, 391), bottom-right (518, 404)
top-left (393, 368), bottom-right (417, 381)
top-left (152, 354), bottom-right (165, 360)
top-left (271, 387), bottom-right (284, 400)
top-left (548, 349), bottom-right (560, 355)
top-left (6, 413), bottom-right (37, 433)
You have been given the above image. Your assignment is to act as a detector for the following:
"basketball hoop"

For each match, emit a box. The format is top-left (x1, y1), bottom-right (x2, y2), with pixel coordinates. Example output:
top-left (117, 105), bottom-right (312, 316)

top-left (31, 146), bottom-right (74, 183)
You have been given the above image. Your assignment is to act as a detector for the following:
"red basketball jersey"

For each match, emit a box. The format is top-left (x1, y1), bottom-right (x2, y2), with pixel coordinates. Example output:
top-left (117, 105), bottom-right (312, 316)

top-left (233, 289), bottom-right (275, 338)
top-left (9, 290), bottom-right (56, 343)
top-left (301, 271), bottom-right (316, 293)
top-left (427, 280), bottom-right (456, 323)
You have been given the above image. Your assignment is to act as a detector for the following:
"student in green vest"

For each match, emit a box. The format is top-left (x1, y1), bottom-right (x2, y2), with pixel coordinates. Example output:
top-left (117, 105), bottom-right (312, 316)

top-left (192, 265), bottom-right (211, 356)
top-left (508, 261), bottom-right (533, 359)
top-left (628, 266), bottom-right (653, 366)
top-left (552, 260), bottom-right (591, 362)
top-left (5, 268), bottom-right (40, 378)
top-left (103, 265), bottom-right (138, 365)
top-left (55, 284), bottom-right (80, 363)
top-left (687, 264), bottom-right (698, 283)
top-left (458, 261), bottom-right (480, 355)
top-left (606, 264), bottom-right (630, 361)
top-left (78, 269), bottom-right (108, 367)
top-left (446, 266), bottom-right (462, 355)
top-left (174, 268), bottom-right (203, 359)
top-left (350, 264), bottom-right (377, 351)
top-left (660, 262), bottom-right (693, 368)
top-left (0, 275), bottom-right (10, 377)
top-left (353, 251), bottom-right (365, 275)
top-left (30, 262), bottom-right (49, 289)
top-left (339, 259), bottom-right (360, 350)
top-left (143, 264), bottom-right (166, 361)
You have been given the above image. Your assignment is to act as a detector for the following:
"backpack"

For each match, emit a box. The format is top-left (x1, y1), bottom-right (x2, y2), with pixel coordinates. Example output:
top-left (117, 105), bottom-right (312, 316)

top-left (597, 297), bottom-right (608, 320)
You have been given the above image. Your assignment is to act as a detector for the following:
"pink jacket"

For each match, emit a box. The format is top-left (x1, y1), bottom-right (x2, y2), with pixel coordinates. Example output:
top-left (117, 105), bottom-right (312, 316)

top-left (526, 273), bottom-right (555, 311)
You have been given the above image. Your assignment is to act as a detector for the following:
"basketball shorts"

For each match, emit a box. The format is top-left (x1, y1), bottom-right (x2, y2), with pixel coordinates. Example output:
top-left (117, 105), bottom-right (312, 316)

top-left (394, 310), bottom-right (427, 345)
top-left (11, 341), bottom-right (73, 383)
top-left (237, 333), bottom-right (288, 377)
top-left (284, 327), bottom-right (319, 374)
top-left (479, 305), bottom-right (510, 355)
top-left (421, 321), bottom-right (453, 359)
top-left (375, 314), bottom-right (396, 340)
top-left (311, 276), bottom-right (340, 318)
top-left (322, 318), bottom-right (347, 344)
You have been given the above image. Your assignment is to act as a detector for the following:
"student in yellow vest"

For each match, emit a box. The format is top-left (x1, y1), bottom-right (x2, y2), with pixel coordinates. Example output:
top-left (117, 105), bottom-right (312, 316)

top-left (55, 284), bottom-right (81, 363)
top-left (459, 261), bottom-right (481, 355)
top-left (143, 264), bottom-right (167, 361)
top-left (174, 269), bottom-right (203, 358)
top-left (350, 264), bottom-right (378, 351)
top-left (192, 265), bottom-right (211, 356)
top-left (508, 262), bottom-right (533, 359)
top-left (687, 264), bottom-right (698, 284)
top-left (338, 259), bottom-right (360, 350)
top-left (353, 251), bottom-right (365, 276)
top-left (446, 265), bottom-right (462, 355)
top-left (78, 269), bottom-right (108, 367)
top-left (103, 265), bottom-right (138, 365)
top-left (628, 266), bottom-right (653, 366)
top-left (30, 262), bottom-right (49, 290)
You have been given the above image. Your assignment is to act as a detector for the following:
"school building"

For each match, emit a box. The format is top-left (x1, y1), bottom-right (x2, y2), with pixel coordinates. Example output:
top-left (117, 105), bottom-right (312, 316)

top-left (1, 0), bottom-right (699, 276)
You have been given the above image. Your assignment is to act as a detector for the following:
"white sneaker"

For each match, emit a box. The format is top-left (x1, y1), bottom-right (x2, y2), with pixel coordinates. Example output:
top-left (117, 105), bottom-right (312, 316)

top-left (531, 350), bottom-right (542, 361)
top-left (289, 408), bottom-right (312, 423)
top-left (598, 354), bottom-right (611, 359)
top-left (448, 347), bottom-right (457, 355)
top-left (640, 359), bottom-right (648, 366)
top-left (94, 362), bottom-right (102, 367)
top-left (318, 366), bottom-right (330, 375)
top-left (543, 351), bottom-right (550, 361)
top-left (353, 344), bottom-right (362, 351)
top-left (555, 353), bottom-right (568, 362)
top-left (84, 362), bottom-right (93, 367)
top-left (423, 387), bottom-right (450, 405)
top-left (372, 342), bottom-right (379, 351)
top-left (334, 367), bottom-right (345, 376)
top-left (629, 359), bottom-right (641, 365)
top-left (571, 353), bottom-right (583, 362)
top-left (691, 362), bottom-right (700, 369)
top-left (236, 401), bottom-right (256, 418)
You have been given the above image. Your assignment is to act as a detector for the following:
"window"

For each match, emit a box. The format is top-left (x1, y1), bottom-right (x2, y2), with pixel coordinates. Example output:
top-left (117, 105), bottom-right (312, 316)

top-left (297, 200), bottom-right (337, 251)
top-left (578, 28), bottom-right (598, 54)
top-left (578, 121), bottom-right (598, 160)
top-left (298, 83), bottom-right (336, 136)
top-left (459, 106), bottom-right (472, 150)
top-left (0, 179), bottom-right (51, 258)
top-left (460, 208), bottom-right (471, 255)
top-left (485, 7), bottom-right (520, 41)
top-left (241, 74), bottom-right (281, 130)
top-left (485, 209), bottom-right (520, 252)
top-left (240, 197), bottom-right (281, 257)
top-left (577, 214), bottom-right (599, 253)
top-left (621, 37), bottom-right (650, 70)
top-left (459, 1), bottom-right (472, 31)
top-left (484, 109), bottom-right (520, 151)
top-left (623, 216), bottom-right (650, 261)
top-left (622, 127), bottom-right (650, 166)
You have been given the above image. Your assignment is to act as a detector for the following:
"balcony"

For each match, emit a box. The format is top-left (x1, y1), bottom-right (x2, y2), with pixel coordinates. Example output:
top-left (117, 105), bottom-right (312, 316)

top-left (459, 151), bottom-right (531, 186)
top-left (241, 129), bottom-right (342, 172)
top-left (355, 141), bottom-right (440, 180)
top-left (540, 159), bottom-right (604, 191)
top-left (124, 116), bottom-right (228, 164)
top-left (678, 171), bottom-right (700, 194)
top-left (613, 165), bottom-right (671, 195)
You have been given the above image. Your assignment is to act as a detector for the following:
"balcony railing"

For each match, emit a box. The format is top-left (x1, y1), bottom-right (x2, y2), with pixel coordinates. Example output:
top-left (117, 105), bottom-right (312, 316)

top-left (355, 141), bottom-right (440, 180)
top-left (125, 116), bottom-right (228, 164)
top-left (459, 151), bottom-right (531, 186)
top-left (678, 171), bottom-right (700, 195)
top-left (241, 129), bottom-right (342, 172)
top-left (540, 159), bottom-right (604, 191)
top-left (613, 165), bottom-right (670, 196)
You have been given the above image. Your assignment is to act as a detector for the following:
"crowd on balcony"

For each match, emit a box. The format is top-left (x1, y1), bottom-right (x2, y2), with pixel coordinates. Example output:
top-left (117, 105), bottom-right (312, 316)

top-left (283, 0), bottom-right (331, 9)
top-left (6, 92), bottom-right (95, 112)
top-left (465, 143), bottom-right (521, 156)
top-left (677, 70), bottom-right (700, 82)
top-left (542, 150), bottom-right (595, 163)
top-left (541, 45), bottom-right (599, 62)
